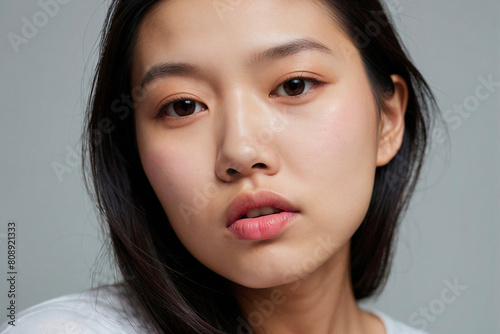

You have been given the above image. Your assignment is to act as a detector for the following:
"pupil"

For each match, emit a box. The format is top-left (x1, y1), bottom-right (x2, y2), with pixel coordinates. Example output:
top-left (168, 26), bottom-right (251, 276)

top-left (174, 100), bottom-right (196, 116)
top-left (284, 79), bottom-right (305, 96)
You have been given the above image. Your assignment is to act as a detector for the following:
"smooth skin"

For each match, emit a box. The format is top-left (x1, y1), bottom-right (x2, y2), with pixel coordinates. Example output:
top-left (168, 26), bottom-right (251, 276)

top-left (132, 0), bottom-right (408, 333)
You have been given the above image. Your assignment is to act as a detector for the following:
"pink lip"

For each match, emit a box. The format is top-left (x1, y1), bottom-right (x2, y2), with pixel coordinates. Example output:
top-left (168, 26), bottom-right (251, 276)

top-left (226, 190), bottom-right (299, 240)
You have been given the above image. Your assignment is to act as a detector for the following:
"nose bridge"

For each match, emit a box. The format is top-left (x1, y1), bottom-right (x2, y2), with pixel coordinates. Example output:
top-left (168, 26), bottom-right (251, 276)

top-left (218, 89), bottom-right (265, 162)
top-left (222, 88), bottom-right (264, 139)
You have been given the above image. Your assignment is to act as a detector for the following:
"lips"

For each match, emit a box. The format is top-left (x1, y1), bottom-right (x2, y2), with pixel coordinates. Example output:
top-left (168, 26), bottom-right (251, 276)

top-left (226, 190), bottom-right (299, 227)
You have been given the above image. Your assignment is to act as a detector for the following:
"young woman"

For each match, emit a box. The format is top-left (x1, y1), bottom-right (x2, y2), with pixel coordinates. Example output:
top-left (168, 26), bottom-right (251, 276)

top-left (1, 0), bottom-right (436, 333)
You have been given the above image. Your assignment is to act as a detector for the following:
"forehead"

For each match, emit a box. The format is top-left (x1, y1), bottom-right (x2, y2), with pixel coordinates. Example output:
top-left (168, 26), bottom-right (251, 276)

top-left (138, 0), bottom-right (337, 39)
top-left (132, 0), bottom-right (353, 82)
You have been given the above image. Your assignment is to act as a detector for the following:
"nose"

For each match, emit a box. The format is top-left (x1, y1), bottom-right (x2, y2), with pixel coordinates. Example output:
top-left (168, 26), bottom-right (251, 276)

top-left (215, 93), bottom-right (281, 183)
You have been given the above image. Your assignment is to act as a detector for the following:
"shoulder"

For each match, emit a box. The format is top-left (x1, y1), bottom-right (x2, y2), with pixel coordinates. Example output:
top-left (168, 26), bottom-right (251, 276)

top-left (368, 309), bottom-right (430, 334)
top-left (0, 284), bottom-right (150, 334)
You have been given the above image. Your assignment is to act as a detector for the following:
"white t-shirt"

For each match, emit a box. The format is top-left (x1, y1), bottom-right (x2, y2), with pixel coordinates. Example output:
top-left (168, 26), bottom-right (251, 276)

top-left (0, 285), bottom-right (428, 334)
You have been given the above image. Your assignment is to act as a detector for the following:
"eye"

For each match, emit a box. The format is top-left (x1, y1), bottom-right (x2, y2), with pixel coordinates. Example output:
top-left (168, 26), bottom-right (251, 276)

top-left (156, 97), bottom-right (207, 118)
top-left (270, 76), bottom-right (323, 98)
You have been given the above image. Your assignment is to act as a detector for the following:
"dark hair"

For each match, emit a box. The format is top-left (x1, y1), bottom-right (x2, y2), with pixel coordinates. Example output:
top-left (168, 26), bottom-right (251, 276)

top-left (82, 0), bottom-right (436, 333)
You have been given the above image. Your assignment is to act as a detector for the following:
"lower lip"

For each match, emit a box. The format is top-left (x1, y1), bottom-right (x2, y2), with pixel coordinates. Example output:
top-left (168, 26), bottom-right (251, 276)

top-left (227, 212), bottom-right (298, 241)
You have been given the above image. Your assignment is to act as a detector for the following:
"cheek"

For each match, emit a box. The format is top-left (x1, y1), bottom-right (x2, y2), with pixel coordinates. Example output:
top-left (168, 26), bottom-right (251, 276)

top-left (282, 87), bottom-right (379, 225)
top-left (287, 94), bottom-right (378, 174)
top-left (137, 133), bottom-right (230, 275)
top-left (137, 131), bottom-right (211, 224)
top-left (321, 102), bottom-right (378, 178)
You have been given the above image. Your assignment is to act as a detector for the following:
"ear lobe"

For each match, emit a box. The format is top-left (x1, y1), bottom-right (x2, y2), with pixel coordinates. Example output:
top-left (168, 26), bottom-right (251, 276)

top-left (376, 74), bottom-right (409, 166)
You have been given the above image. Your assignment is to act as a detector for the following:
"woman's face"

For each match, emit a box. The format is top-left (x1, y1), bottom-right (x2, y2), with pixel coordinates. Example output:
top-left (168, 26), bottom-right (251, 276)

top-left (132, 0), bottom-right (404, 288)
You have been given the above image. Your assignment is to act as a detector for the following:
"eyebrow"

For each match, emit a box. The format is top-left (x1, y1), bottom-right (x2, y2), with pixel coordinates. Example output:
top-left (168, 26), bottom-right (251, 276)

top-left (141, 62), bottom-right (201, 87)
top-left (245, 38), bottom-right (333, 67)
top-left (140, 38), bottom-right (333, 88)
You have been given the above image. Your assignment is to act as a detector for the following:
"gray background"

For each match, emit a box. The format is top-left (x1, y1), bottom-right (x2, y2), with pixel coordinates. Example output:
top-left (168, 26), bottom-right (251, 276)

top-left (0, 1), bottom-right (498, 333)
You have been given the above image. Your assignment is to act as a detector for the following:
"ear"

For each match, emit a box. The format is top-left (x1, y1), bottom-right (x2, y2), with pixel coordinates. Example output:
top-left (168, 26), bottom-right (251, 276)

top-left (376, 74), bottom-right (409, 166)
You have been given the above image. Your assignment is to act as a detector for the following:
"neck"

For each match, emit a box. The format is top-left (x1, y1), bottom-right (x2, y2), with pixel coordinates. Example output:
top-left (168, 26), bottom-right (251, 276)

top-left (232, 244), bottom-right (384, 334)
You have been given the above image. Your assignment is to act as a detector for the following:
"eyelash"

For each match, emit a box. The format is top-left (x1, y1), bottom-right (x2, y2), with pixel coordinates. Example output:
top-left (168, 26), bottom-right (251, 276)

top-left (270, 73), bottom-right (324, 99)
top-left (154, 94), bottom-right (206, 120)
top-left (154, 74), bottom-right (325, 119)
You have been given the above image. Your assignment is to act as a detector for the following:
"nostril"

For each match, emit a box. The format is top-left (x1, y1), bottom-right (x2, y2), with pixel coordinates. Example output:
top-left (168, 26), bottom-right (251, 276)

top-left (227, 168), bottom-right (238, 175)
top-left (252, 163), bottom-right (266, 169)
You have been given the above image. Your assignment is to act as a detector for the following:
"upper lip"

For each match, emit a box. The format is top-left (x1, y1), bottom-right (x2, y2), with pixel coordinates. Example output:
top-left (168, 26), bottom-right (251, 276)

top-left (226, 190), bottom-right (299, 227)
